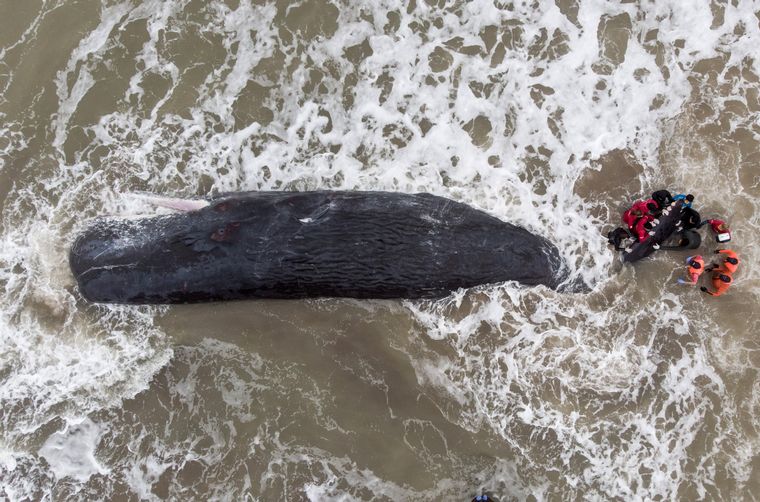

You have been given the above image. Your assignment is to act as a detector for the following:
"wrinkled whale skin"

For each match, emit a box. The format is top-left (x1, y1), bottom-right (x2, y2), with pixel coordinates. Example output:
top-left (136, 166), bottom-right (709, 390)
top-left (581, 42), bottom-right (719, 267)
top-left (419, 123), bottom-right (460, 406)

top-left (70, 191), bottom-right (567, 304)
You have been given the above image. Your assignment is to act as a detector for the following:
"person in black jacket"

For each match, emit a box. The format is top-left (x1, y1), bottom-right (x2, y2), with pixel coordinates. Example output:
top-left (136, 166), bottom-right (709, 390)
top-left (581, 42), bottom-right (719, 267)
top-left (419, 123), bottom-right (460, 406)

top-left (681, 207), bottom-right (701, 229)
top-left (651, 189), bottom-right (674, 208)
top-left (607, 227), bottom-right (633, 250)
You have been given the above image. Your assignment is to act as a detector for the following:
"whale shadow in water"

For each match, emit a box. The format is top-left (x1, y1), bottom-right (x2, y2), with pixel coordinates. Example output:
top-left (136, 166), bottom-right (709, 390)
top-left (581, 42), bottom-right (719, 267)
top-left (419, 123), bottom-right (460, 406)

top-left (69, 191), bottom-right (573, 304)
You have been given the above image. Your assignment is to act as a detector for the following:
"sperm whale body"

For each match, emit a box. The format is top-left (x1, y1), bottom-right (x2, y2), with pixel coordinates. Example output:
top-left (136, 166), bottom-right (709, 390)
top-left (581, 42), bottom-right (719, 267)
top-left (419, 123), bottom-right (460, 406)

top-left (70, 191), bottom-right (568, 304)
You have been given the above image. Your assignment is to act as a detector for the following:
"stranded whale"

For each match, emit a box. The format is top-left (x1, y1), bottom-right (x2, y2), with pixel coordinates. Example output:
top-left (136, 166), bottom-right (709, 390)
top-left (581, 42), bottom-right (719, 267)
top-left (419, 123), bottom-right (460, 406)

top-left (69, 191), bottom-right (568, 304)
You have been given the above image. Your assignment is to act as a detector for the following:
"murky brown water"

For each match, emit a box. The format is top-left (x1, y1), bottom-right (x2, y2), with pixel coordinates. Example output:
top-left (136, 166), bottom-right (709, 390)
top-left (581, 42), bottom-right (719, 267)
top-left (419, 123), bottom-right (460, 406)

top-left (2, 1), bottom-right (759, 500)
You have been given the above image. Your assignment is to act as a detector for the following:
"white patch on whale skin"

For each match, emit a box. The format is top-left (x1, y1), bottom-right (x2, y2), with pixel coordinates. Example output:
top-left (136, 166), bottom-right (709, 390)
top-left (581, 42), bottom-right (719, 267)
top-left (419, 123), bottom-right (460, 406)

top-left (125, 193), bottom-right (211, 212)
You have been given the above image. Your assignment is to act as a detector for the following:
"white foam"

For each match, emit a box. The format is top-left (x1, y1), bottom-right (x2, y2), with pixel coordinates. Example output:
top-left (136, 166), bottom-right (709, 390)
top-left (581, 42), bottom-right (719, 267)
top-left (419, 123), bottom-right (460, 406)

top-left (52, 2), bottom-right (133, 149)
top-left (125, 454), bottom-right (174, 501)
top-left (2, 0), bottom-right (760, 498)
top-left (38, 417), bottom-right (109, 481)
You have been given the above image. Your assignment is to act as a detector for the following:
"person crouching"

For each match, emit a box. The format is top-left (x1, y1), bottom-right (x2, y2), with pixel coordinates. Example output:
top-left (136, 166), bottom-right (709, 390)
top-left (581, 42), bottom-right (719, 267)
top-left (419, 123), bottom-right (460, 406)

top-left (700, 273), bottom-right (733, 297)
top-left (678, 255), bottom-right (704, 285)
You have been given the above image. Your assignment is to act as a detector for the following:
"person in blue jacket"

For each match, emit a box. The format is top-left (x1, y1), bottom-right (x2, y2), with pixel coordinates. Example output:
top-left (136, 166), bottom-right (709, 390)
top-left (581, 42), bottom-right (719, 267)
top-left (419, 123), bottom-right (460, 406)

top-left (673, 193), bottom-right (694, 208)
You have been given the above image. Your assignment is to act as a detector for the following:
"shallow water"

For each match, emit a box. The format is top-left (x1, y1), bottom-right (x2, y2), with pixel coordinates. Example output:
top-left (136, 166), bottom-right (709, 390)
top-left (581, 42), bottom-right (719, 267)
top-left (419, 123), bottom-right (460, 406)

top-left (1, 0), bottom-right (759, 500)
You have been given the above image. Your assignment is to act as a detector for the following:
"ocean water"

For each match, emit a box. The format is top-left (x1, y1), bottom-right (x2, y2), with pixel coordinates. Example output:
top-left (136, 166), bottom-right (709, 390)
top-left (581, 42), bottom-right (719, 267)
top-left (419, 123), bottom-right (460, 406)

top-left (1, 0), bottom-right (759, 500)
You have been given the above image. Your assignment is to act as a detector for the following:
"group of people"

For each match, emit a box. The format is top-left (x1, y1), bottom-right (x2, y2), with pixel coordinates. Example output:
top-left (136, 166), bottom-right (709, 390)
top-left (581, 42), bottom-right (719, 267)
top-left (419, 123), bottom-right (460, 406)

top-left (621, 190), bottom-right (700, 242)
top-left (681, 249), bottom-right (740, 296)
top-left (619, 189), bottom-right (739, 297)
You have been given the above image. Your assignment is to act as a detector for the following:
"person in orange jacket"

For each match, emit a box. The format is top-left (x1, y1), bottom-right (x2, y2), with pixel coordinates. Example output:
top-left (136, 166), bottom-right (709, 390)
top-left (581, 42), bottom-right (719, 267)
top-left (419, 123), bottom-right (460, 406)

top-left (705, 249), bottom-right (739, 274)
top-left (678, 255), bottom-right (704, 285)
top-left (700, 273), bottom-right (733, 296)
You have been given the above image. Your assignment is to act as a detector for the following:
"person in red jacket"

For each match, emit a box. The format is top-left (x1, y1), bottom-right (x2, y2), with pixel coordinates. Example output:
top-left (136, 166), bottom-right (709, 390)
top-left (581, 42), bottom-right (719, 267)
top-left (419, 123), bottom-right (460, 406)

top-left (622, 199), bottom-right (660, 232)
top-left (699, 218), bottom-right (731, 243)
top-left (622, 207), bottom-right (643, 230)
top-left (646, 199), bottom-right (661, 216)
top-left (632, 199), bottom-right (660, 216)
top-left (633, 214), bottom-right (654, 242)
